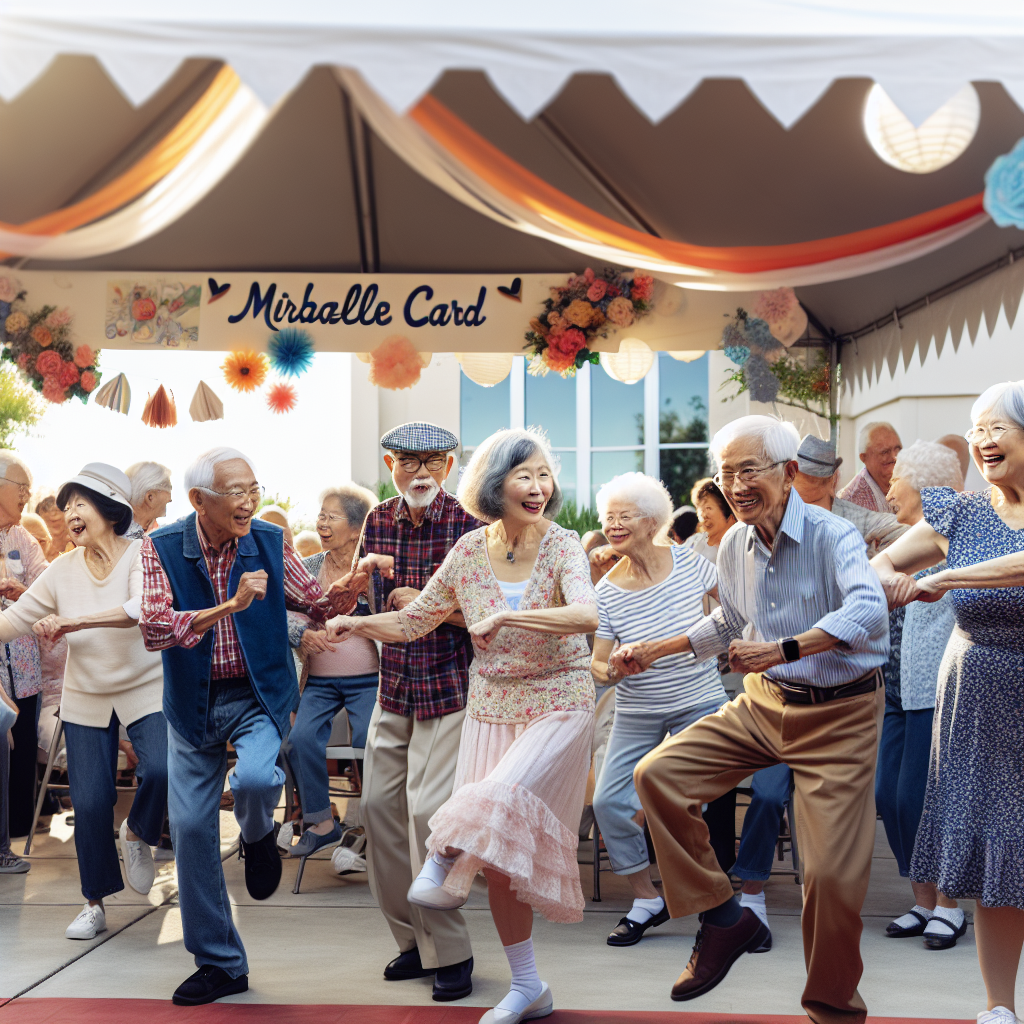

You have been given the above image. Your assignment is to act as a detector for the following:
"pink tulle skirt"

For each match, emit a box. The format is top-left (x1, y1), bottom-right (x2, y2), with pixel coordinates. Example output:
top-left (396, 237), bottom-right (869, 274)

top-left (426, 709), bottom-right (594, 923)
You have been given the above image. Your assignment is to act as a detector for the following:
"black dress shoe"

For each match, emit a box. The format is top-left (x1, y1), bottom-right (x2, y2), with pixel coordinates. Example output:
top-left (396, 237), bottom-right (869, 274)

top-left (432, 956), bottom-right (473, 1001)
top-left (240, 829), bottom-right (282, 900)
top-left (172, 965), bottom-right (248, 1005)
top-left (383, 947), bottom-right (436, 981)
top-left (886, 909), bottom-right (929, 938)
top-left (607, 906), bottom-right (670, 946)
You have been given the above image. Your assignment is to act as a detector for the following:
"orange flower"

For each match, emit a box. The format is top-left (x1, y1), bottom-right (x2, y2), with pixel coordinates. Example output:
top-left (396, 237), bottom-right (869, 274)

top-left (74, 345), bottom-right (95, 368)
top-left (80, 371), bottom-right (97, 392)
top-left (543, 347), bottom-right (577, 373)
top-left (266, 381), bottom-right (297, 414)
top-left (563, 299), bottom-right (597, 328)
top-left (31, 325), bottom-right (52, 347)
top-left (222, 350), bottom-right (269, 392)
top-left (4, 312), bottom-right (28, 335)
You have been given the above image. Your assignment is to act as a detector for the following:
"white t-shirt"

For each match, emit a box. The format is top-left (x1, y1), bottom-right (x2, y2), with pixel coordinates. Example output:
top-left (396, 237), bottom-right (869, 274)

top-left (596, 545), bottom-right (726, 714)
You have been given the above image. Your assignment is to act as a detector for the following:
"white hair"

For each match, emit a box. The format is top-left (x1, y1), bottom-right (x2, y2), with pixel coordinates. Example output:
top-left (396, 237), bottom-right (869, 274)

top-left (709, 415), bottom-right (800, 469)
top-left (125, 461), bottom-right (172, 505)
top-left (892, 441), bottom-right (963, 493)
top-left (184, 447), bottom-right (257, 493)
top-left (0, 450), bottom-right (31, 486)
top-left (971, 380), bottom-right (1024, 430)
top-left (595, 472), bottom-right (674, 531)
top-left (857, 420), bottom-right (899, 455)
top-left (320, 483), bottom-right (377, 528)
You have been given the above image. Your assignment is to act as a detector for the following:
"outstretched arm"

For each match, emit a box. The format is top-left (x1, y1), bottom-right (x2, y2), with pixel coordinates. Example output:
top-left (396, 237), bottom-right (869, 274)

top-left (470, 603), bottom-right (599, 651)
top-left (325, 611), bottom-right (407, 644)
top-left (33, 607), bottom-right (137, 641)
top-left (871, 519), bottom-right (950, 608)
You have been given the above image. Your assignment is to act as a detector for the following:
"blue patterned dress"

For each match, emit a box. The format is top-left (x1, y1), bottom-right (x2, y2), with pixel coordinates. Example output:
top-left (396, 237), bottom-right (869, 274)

top-left (911, 487), bottom-right (1024, 907)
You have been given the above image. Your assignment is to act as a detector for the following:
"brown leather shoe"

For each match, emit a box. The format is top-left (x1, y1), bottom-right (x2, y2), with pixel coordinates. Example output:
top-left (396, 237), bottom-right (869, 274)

top-left (671, 908), bottom-right (769, 1001)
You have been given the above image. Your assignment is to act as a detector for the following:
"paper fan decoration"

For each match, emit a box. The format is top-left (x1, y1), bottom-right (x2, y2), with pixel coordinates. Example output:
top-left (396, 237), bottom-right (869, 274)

top-left (141, 385), bottom-right (177, 428)
top-left (266, 381), bottom-right (297, 414)
top-left (368, 335), bottom-right (423, 390)
top-left (752, 288), bottom-right (808, 347)
top-left (268, 328), bottom-right (314, 377)
top-left (189, 380), bottom-right (224, 422)
top-left (92, 372), bottom-right (130, 414)
top-left (222, 350), bottom-right (269, 392)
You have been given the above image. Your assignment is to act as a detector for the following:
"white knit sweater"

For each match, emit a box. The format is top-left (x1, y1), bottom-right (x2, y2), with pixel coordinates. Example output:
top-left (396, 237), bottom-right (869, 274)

top-left (0, 542), bottom-right (163, 727)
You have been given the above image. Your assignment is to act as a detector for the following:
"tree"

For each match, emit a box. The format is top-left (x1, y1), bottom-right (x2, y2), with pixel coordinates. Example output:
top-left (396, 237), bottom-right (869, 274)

top-left (659, 395), bottom-right (710, 507)
top-left (0, 363), bottom-right (43, 449)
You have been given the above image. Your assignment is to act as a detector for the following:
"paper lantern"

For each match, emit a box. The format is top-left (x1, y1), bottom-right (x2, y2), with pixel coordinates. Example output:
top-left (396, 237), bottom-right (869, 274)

top-left (189, 380), bottom-right (223, 422)
top-left (456, 352), bottom-right (514, 387)
top-left (667, 350), bottom-right (706, 362)
top-left (600, 338), bottom-right (654, 385)
top-left (92, 372), bottom-right (130, 414)
top-left (141, 385), bottom-right (177, 428)
top-left (355, 352), bottom-right (371, 363)
top-left (864, 83), bottom-right (980, 174)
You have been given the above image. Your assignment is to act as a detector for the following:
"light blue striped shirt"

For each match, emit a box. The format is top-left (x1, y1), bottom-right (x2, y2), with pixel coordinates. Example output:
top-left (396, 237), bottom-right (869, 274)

top-left (688, 489), bottom-right (889, 687)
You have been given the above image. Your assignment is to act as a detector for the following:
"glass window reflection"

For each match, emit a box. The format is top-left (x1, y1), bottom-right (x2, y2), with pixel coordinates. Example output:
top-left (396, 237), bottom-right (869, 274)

top-left (526, 371), bottom-right (576, 447)
top-left (592, 369), bottom-right (643, 447)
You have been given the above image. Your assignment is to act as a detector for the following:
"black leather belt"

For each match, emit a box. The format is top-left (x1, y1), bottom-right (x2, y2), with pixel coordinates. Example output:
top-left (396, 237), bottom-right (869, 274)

top-left (766, 668), bottom-right (882, 706)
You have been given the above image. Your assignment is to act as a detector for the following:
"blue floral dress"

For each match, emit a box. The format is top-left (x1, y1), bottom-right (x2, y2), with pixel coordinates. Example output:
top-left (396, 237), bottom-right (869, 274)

top-left (911, 488), bottom-right (1024, 907)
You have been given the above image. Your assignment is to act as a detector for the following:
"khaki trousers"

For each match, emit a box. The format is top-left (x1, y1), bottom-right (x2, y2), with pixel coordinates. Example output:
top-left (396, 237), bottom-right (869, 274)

top-left (362, 703), bottom-right (472, 970)
top-left (634, 673), bottom-right (884, 1024)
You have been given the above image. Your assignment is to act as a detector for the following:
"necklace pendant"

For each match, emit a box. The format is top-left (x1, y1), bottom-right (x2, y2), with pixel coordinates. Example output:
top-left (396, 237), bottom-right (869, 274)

top-left (506, 550), bottom-right (515, 562)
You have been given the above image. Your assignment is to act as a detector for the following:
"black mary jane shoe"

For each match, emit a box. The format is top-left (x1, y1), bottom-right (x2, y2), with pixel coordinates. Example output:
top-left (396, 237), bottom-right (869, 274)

top-left (923, 916), bottom-right (968, 950)
top-left (885, 909), bottom-right (930, 938)
top-left (432, 956), bottom-right (474, 1001)
top-left (607, 905), bottom-right (671, 946)
top-left (384, 947), bottom-right (436, 981)
top-left (172, 965), bottom-right (249, 1006)
top-left (240, 829), bottom-right (282, 901)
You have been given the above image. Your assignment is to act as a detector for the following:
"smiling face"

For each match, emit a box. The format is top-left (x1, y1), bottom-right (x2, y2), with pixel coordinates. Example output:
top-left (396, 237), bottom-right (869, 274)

top-left (716, 435), bottom-right (795, 533)
top-left (0, 463), bottom-right (31, 528)
top-left (385, 450), bottom-right (452, 509)
top-left (885, 473), bottom-right (923, 526)
top-left (602, 499), bottom-right (654, 556)
top-left (500, 452), bottom-right (554, 529)
top-left (695, 495), bottom-right (735, 547)
top-left (969, 410), bottom-right (1024, 487)
top-left (317, 495), bottom-right (361, 556)
top-left (861, 427), bottom-right (902, 491)
top-left (190, 458), bottom-right (259, 544)
top-left (63, 490), bottom-right (116, 548)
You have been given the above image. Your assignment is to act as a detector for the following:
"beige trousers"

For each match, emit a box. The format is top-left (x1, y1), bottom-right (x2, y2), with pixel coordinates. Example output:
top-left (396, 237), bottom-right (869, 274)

top-left (362, 703), bottom-right (472, 970)
top-left (634, 673), bottom-right (884, 1024)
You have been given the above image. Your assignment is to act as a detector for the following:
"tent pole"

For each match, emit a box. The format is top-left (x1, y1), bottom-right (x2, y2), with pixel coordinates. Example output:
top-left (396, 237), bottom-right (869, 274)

top-left (799, 303), bottom-right (841, 445)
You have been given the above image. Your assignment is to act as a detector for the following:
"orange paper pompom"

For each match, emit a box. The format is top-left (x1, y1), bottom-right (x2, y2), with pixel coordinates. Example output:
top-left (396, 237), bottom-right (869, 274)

top-left (368, 335), bottom-right (423, 390)
top-left (266, 381), bottom-right (297, 414)
top-left (222, 350), bottom-right (269, 392)
top-left (141, 385), bottom-right (177, 428)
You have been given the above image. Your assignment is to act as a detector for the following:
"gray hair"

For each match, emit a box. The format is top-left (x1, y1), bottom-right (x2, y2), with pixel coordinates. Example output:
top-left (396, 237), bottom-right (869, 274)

top-left (458, 427), bottom-right (563, 522)
top-left (892, 440), bottom-right (963, 493)
top-left (971, 380), bottom-right (1024, 430)
top-left (320, 483), bottom-right (377, 529)
top-left (858, 420), bottom-right (899, 455)
top-left (184, 447), bottom-right (257, 493)
top-left (595, 472), bottom-right (673, 531)
top-left (0, 450), bottom-right (31, 486)
top-left (709, 415), bottom-right (800, 469)
top-left (125, 461), bottom-right (172, 505)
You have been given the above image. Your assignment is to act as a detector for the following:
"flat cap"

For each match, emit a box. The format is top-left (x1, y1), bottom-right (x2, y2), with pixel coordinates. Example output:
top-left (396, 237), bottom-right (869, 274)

top-left (796, 434), bottom-right (842, 478)
top-left (380, 421), bottom-right (459, 453)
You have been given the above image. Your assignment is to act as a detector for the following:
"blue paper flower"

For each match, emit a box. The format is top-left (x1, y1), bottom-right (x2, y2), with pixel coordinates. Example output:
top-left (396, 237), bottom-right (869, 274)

top-left (744, 317), bottom-right (782, 351)
top-left (268, 328), bottom-right (315, 377)
top-left (722, 322), bottom-right (745, 348)
top-left (745, 354), bottom-right (779, 403)
top-left (724, 345), bottom-right (750, 366)
top-left (985, 137), bottom-right (1024, 229)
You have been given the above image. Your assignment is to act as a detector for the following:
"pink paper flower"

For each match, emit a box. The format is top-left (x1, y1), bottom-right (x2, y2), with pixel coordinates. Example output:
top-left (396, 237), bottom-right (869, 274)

top-left (42, 377), bottom-right (66, 404)
top-left (630, 274), bottom-right (654, 302)
top-left (587, 281), bottom-right (608, 302)
top-left (606, 296), bottom-right (635, 327)
top-left (73, 345), bottom-right (94, 368)
top-left (752, 287), bottom-right (799, 326)
top-left (45, 307), bottom-right (72, 329)
top-left (583, 268), bottom-right (595, 283)
top-left (0, 278), bottom-right (17, 303)
top-left (16, 353), bottom-right (29, 370)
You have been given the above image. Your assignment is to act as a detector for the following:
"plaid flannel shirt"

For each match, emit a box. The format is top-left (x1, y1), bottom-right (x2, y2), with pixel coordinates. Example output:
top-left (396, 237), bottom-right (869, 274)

top-left (360, 489), bottom-right (483, 719)
top-left (140, 520), bottom-right (330, 679)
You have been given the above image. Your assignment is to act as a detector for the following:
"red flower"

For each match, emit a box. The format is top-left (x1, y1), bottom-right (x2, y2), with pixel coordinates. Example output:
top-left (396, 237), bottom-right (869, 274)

top-left (80, 370), bottom-right (97, 393)
top-left (31, 325), bottom-right (52, 347)
top-left (586, 280), bottom-right (607, 302)
top-left (544, 347), bottom-right (577, 373)
top-left (16, 353), bottom-right (29, 370)
top-left (630, 274), bottom-right (655, 302)
top-left (58, 361), bottom-right (80, 388)
top-left (547, 327), bottom-right (587, 358)
top-left (42, 377), bottom-right (66, 403)
top-left (132, 297), bottom-right (157, 321)
top-left (73, 345), bottom-right (94, 368)
top-left (35, 350), bottom-right (62, 377)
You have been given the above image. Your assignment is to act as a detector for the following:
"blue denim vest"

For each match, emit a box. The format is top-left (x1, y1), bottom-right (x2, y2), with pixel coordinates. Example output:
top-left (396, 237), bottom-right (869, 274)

top-left (151, 514), bottom-right (298, 746)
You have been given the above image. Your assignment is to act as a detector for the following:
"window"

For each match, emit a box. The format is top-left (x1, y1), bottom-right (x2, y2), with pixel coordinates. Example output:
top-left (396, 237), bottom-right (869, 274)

top-left (658, 352), bottom-right (710, 507)
top-left (460, 373), bottom-right (510, 460)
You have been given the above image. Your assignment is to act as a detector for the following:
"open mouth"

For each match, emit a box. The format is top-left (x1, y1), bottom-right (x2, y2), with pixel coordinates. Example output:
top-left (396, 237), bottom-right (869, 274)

top-left (233, 511), bottom-right (252, 528)
top-left (68, 521), bottom-right (86, 539)
top-left (981, 451), bottom-right (1005, 469)
top-left (521, 500), bottom-right (543, 514)
top-left (732, 494), bottom-right (760, 514)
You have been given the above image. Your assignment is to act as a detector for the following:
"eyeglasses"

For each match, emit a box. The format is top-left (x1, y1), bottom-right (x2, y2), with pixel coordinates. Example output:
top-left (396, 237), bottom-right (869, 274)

top-left (713, 461), bottom-right (786, 488)
top-left (602, 513), bottom-right (644, 527)
top-left (316, 511), bottom-right (347, 524)
top-left (965, 424), bottom-right (1017, 445)
top-left (203, 484), bottom-right (265, 502)
top-left (393, 453), bottom-right (447, 473)
top-left (0, 478), bottom-right (31, 497)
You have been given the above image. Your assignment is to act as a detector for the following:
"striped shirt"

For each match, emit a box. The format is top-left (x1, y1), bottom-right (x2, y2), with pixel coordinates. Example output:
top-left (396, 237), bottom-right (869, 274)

top-left (688, 489), bottom-right (889, 687)
top-left (596, 545), bottom-right (725, 714)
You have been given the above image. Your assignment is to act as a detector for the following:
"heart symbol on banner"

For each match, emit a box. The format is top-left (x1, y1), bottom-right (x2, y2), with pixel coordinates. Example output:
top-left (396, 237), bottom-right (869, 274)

top-left (496, 277), bottom-right (522, 301)
top-left (207, 278), bottom-right (231, 303)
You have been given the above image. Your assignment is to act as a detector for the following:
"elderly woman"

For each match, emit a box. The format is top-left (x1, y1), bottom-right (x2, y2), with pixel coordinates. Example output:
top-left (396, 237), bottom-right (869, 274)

top-left (685, 478), bottom-right (737, 564)
top-left (589, 473), bottom-right (724, 948)
top-left (328, 427), bottom-right (597, 1024)
top-left (125, 461), bottom-right (172, 537)
top-left (35, 494), bottom-right (74, 561)
top-left (2, 464), bottom-right (166, 941)
top-left (876, 441), bottom-right (966, 950)
top-left (284, 483), bottom-right (379, 858)
top-left (872, 382), bottom-right (1024, 1024)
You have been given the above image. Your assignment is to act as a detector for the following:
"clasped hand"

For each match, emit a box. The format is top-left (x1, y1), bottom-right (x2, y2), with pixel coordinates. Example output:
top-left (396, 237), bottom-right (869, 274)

top-left (326, 570), bottom-right (369, 615)
top-left (32, 614), bottom-right (78, 641)
top-left (608, 640), bottom-right (658, 677)
top-left (469, 611), bottom-right (507, 651)
top-left (727, 639), bottom-right (785, 674)
top-left (883, 572), bottom-right (945, 610)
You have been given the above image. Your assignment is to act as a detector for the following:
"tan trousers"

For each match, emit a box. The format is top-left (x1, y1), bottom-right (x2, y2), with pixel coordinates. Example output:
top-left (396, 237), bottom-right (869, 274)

top-left (634, 673), bottom-right (884, 1024)
top-left (362, 703), bottom-right (472, 970)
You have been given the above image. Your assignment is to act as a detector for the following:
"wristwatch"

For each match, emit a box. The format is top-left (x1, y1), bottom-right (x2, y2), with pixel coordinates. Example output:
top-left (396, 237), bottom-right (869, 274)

top-left (778, 637), bottom-right (801, 663)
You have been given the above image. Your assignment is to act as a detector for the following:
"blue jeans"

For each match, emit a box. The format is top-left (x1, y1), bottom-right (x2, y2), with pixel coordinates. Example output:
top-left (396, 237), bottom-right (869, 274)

top-left (876, 696), bottom-right (934, 877)
top-left (732, 762), bottom-right (792, 882)
top-left (593, 701), bottom-right (723, 874)
top-left (282, 673), bottom-right (377, 824)
top-left (167, 681), bottom-right (285, 977)
top-left (63, 711), bottom-right (168, 900)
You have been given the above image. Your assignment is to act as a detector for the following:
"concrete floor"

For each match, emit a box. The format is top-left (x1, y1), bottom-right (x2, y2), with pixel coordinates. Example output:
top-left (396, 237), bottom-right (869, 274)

top-left (0, 814), bottom-right (1015, 1021)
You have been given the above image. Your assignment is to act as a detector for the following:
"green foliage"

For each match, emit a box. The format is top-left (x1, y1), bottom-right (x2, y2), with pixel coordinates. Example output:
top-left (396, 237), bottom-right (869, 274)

top-left (373, 479), bottom-right (399, 503)
top-left (0, 363), bottom-right (43, 449)
top-left (659, 396), bottom-right (710, 506)
top-left (553, 498), bottom-right (601, 536)
top-left (723, 350), bottom-right (837, 426)
top-left (258, 493), bottom-right (295, 512)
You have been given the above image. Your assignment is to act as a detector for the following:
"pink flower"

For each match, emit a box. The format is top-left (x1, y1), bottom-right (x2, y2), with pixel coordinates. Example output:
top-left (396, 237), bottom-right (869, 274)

top-left (630, 274), bottom-right (654, 302)
top-left (605, 296), bottom-right (635, 327)
top-left (752, 287), bottom-right (799, 326)
top-left (73, 345), bottom-right (94, 368)
top-left (58, 361), bottom-right (80, 388)
top-left (80, 371), bottom-right (97, 393)
top-left (45, 307), bottom-right (72, 329)
top-left (583, 268), bottom-right (595, 283)
top-left (42, 377), bottom-right (66, 404)
top-left (587, 281), bottom-right (608, 302)
top-left (16, 353), bottom-right (29, 370)
top-left (35, 350), bottom-right (62, 377)
top-left (0, 278), bottom-right (17, 303)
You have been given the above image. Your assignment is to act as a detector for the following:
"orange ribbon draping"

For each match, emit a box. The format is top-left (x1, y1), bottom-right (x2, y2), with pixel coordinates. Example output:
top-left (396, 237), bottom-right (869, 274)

top-left (410, 95), bottom-right (985, 275)
top-left (0, 65), bottom-right (241, 239)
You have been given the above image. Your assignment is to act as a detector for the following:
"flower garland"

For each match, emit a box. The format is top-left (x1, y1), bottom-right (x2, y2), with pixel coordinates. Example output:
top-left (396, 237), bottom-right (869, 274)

top-left (0, 278), bottom-right (100, 404)
top-left (525, 267), bottom-right (654, 377)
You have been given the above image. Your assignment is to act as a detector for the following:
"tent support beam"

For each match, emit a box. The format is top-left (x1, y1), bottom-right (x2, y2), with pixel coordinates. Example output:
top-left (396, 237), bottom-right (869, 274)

top-left (341, 87), bottom-right (380, 273)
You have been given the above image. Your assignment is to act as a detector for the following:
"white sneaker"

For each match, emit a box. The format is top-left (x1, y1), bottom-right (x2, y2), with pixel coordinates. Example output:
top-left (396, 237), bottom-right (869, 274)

top-left (407, 854), bottom-right (467, 911)
top-left (478, 983), bottom-right (554, 1023)
top-left (65, 902), bottom-right (106, 940)
top-left (119, 819), bottom-right (155, 895)
top-left (978, 1010), bottom-right (1020, 1024)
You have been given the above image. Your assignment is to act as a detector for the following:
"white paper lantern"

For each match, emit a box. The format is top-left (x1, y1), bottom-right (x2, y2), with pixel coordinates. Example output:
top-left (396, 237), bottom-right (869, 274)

top-left (456, 352), bottom-right (513, 387)
top-left (355, 352), bottom-right (371, 363)
top-left (600, 338), bottom-right (654, 384)
top-left (864, 83), bottom-right (980, 174)
top-left (667, 350), bottom-right (706, 362)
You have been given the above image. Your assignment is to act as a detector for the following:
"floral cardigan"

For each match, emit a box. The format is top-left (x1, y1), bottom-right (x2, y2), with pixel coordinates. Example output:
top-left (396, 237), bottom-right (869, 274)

top-left (397, 523), bottom-right (596, 724)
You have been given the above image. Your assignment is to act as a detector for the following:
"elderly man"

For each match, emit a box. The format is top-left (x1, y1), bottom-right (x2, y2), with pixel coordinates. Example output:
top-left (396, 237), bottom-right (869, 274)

top-left (614, 415), bottom-right (889, 1024)
top-left (125, 461), bottom-right (172, 538)
top-left (139, 446), bottom-right (359, 1006)
top-left (356, 422), bottom-right (482, 1002)
top-left (838, 421), bottom-right (902, 513)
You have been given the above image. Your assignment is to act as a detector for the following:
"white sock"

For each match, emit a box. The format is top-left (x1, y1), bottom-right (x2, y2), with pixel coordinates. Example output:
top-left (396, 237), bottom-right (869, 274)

top-left (739, 891), bottom-right (769, 930)
top-left (626, 896), bottom-right (665, 925)
top-left (416, 852), bottom-right (454, 888)
top-left (892, 904), bottom-right (934, 930)
top-left (495, 937), bottom-right (543, 1015)
top-left (927, 906), bottom-right (965, 930)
